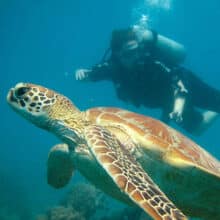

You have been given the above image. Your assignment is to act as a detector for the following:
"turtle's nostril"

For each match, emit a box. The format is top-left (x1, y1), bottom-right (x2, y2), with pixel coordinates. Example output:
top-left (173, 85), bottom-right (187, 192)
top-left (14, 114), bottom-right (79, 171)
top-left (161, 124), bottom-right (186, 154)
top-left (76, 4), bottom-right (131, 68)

top-left (15, 87), bottom-right (30, 98)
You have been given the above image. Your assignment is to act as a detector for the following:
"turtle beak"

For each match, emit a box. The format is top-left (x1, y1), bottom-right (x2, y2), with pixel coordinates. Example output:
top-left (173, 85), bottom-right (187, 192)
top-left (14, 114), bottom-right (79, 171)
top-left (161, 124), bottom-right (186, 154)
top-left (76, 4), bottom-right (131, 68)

top-left (7, 88), bottom-right (18, 104)
top-left (7, 82), bottom-right (29, 105)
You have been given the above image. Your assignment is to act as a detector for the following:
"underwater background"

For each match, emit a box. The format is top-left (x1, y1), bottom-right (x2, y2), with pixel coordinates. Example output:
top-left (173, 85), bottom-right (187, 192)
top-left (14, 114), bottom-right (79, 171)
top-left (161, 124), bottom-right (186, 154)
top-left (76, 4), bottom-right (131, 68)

top-left (1, 0), bottom-right (220, 219)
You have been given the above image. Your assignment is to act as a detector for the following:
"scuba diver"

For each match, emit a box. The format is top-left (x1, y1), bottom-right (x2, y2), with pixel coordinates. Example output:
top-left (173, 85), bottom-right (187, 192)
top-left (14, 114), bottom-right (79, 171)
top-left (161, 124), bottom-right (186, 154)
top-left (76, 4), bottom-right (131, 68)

top-left (75, 26), bottom-right (219, 135)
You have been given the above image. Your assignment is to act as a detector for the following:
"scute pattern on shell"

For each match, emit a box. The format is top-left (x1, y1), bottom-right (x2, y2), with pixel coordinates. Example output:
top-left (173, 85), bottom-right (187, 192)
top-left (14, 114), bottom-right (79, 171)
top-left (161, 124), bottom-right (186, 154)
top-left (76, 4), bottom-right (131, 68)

top-left (87, 107), bottom-right (220, 176)
top-left (85, 124), bottom-right (187, 220)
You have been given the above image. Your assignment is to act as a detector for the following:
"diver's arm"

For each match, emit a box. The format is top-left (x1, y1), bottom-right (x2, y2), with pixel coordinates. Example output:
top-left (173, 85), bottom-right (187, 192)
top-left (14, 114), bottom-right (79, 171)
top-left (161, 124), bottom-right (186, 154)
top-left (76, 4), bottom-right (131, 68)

top-left (169, 96), bottom-right (186, 123)
top-left (169, 79), bottom-right (188, 123)
top-left (75, 61), bottom-right (113, 82)
top-left (152, 61), bottom-right (186, 123)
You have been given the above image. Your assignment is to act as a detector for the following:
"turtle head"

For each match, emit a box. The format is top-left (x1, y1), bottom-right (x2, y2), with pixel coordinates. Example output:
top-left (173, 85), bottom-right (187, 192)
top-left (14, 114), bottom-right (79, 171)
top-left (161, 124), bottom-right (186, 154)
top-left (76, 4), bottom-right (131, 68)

top-left (7, 83), bottom-right (80, 131)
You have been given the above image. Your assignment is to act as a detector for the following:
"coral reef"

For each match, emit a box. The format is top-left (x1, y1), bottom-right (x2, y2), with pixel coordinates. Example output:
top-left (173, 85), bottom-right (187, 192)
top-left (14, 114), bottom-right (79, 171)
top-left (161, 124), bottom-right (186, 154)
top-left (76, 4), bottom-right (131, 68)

top-left (36, 182), bottom-right (107, 220)
top-left (36, 181), bottom-right (152, 220)
top-left (36, 206), bottom-right (85, 220)
top-left (60, 182), bottom-right (106, 219)
top-left (48, 206), bottom-right (85, 220)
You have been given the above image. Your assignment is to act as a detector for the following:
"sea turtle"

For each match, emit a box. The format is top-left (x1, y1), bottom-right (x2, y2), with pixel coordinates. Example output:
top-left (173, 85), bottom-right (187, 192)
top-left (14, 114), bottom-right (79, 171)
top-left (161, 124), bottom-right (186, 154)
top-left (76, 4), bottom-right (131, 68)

top-left (7, 83), bottom-right (220, 220)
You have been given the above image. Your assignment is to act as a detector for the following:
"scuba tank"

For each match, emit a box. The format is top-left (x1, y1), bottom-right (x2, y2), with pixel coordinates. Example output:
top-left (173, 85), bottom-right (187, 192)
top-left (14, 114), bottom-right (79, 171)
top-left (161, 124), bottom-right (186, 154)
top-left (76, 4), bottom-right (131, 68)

top-left (134, 27), bottom-right (186, 65)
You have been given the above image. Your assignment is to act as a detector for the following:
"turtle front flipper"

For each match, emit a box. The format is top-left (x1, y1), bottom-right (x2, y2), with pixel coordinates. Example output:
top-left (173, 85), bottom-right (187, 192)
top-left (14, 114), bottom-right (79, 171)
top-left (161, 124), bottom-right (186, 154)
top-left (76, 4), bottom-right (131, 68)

top-left (47, 143), bottom-right (74, 188)
top-left (85, 125), bottom-right (187, 220)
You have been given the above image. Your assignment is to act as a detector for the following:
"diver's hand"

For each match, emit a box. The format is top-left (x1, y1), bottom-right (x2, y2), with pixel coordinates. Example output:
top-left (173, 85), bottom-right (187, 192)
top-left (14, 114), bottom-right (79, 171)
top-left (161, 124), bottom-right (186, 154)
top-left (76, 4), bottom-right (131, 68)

top-left (169, 96), bottom-right (185, 123)
top-left (169, 111), bottom-right (183, 123)
top-left (75, 69), bottom-right (91, 81)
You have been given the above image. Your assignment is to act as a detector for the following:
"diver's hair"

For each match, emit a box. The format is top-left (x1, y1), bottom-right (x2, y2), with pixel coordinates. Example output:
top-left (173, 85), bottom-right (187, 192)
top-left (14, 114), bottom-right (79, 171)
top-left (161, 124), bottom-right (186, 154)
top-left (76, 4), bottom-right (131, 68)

top-left (111, 27), bottom-right (137, 52)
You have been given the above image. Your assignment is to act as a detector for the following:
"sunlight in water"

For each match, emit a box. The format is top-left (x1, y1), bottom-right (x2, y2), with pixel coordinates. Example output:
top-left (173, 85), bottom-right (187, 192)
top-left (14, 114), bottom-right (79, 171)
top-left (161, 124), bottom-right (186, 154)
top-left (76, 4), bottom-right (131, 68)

top-left (146, 0), bottom-right (173, 10)
top-left (132, 0), bottom-right (173, 28)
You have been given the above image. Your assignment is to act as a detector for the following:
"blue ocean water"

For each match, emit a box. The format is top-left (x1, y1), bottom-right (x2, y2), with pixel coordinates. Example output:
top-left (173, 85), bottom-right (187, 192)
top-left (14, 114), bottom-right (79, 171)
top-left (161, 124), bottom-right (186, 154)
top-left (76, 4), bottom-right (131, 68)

top-left (1, 0), bottom-right (220, 219)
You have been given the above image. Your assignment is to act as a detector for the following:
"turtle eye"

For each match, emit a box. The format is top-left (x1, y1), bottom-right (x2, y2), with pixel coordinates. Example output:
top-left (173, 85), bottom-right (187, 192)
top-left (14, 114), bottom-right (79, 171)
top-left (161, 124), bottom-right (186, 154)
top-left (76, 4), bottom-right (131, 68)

top-left (15, 87), bottom-right (30, 98)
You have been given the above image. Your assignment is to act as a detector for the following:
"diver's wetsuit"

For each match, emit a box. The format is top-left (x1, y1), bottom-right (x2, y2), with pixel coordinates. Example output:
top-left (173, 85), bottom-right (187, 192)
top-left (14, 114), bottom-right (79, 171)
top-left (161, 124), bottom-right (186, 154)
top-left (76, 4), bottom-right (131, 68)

top-left (85, 56), bottom-right (220, 133)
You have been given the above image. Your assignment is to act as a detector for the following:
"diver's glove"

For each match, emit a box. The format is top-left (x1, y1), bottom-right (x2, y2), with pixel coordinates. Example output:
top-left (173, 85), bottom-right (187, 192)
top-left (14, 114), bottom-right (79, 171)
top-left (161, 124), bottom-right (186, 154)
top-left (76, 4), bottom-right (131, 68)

top-left (169, 79), bottom-right (188, 123)
top-left (75, 68), bottom-right (91, 81)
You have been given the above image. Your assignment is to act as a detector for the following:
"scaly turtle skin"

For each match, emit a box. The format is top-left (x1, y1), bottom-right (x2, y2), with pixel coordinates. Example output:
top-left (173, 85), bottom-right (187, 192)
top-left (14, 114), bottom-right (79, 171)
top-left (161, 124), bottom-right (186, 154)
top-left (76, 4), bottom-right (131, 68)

top-left (7, 83), bottom-right (220, 220)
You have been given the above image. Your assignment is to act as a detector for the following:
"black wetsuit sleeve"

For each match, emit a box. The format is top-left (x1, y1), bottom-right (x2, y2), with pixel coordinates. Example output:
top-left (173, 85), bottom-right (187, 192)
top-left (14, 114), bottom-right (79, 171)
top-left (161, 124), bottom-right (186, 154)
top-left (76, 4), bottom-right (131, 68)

top-left (87, 61), bottom-right (113, 82)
